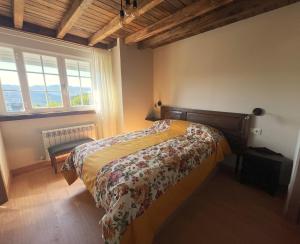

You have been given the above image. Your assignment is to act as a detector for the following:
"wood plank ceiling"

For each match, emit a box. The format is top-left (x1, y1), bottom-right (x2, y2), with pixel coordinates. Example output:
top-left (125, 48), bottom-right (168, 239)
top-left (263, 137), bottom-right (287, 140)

top-left (0, 0), bottom-right (298, 49)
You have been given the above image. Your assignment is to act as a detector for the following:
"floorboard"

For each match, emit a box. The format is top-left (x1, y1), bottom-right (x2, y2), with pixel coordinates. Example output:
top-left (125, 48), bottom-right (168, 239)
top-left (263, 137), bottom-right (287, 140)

top-left (0, 166), bottom-right (299, 244)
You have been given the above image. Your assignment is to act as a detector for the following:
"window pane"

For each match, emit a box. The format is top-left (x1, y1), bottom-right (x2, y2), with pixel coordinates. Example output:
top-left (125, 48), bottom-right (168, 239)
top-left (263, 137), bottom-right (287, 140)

top-left (3, 90), bottom-right (24, 112)
top-left (30, 91), bottom-right (47, 108)
top-left (81, 78), bottom-right (93, 105)
top-left (27, 73), bottom-right (45, 91)
top-left (70, 92), bottom-right (82, 106)
top-left (24, 52), bottom-right (63, 110)
top-left (23, 53), bottom-right (43, 73)
top-left (82, 92), bottom-right (93, 105)
top-left (0, 47), bottom-right (17, 70)
top-left (48, 92), bottom-right (62, 107)
top-left (0, 70), bottom-right (21, 91)
top-left (68, 76), bottom-right (81, 106)
top-left (65, 59), bottom-right (79, 76)
top-left (81, 77), bottom-right (92, 89)
top-left (45, 74), bottom-right (61, 91)
top-left (68, 76), bottom-right (80, 87)
top-left (42, 56), bottom-right (58, 74)
top-left (79, 61), bottom-right (91, 77)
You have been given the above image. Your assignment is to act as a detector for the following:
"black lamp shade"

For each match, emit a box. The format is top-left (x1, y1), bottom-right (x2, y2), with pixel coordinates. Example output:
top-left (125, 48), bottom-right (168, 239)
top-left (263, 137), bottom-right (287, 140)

top-left (120, 9), bottom-right (125, 18)
top-left (252, 108), bottom-right (265, 116)
top-left (133, 0), bottom-right (138, 8)
top-left (145, 108), bottom-right (160, 121)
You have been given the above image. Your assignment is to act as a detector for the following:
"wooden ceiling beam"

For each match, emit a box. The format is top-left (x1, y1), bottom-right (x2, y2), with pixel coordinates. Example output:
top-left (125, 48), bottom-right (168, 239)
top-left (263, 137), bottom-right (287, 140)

top-left (139, 0), bottom-right (300, 49)
top-left (125, 0), bottom-right (233, 44)
top-left (57, 0), bottom-right (94, 39)
top-left (88, 0), bottom-right (165, 46)
top-left (13, 0), bottom-right (25, 29)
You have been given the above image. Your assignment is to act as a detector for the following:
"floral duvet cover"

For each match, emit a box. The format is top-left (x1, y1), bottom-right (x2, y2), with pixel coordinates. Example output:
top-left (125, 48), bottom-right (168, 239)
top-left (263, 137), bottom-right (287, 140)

top-left (62, 120), bottom-right (227, 244)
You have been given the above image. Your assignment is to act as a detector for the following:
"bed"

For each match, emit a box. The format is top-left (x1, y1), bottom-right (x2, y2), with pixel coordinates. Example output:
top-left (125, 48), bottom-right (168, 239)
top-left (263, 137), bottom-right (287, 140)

top-left (61, 106), bottom-right (251, 244)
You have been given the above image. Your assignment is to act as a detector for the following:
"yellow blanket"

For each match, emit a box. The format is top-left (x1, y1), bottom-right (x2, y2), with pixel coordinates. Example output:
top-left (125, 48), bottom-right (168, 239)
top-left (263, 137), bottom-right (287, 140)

top-left (121, 138), bottom-right (231, 244)
top-left (82, 120), bottom-right (190, 193)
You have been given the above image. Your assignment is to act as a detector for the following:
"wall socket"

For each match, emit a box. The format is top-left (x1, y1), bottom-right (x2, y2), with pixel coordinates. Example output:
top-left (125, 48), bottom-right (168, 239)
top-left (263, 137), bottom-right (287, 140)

top-left (251, 128), bottom-right (262, 135)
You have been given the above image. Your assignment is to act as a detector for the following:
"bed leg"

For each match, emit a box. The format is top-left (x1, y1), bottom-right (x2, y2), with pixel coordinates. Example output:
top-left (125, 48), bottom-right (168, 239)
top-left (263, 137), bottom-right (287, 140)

top-left (235, 154), bottom-right (241, 175)
top-left (50, 155), bottom-right (58, 174)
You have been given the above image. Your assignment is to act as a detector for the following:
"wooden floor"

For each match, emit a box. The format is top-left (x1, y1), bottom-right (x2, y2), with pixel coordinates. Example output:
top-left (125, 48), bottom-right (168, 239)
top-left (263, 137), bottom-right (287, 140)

top-left (1, 166), bottom-right (300, 244)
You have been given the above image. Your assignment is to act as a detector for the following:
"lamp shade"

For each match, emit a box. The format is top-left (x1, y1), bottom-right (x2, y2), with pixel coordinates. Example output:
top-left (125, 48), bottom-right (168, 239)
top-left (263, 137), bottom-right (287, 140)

top-left (252, 108), bottom-right (265, 116)
top-left (145, 108), bottom-right (160, 121)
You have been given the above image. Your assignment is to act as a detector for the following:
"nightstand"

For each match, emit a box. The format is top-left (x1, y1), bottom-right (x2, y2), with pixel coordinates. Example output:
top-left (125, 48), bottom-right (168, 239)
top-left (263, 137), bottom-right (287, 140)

top-left (240, 148), bottom-right (293, 195)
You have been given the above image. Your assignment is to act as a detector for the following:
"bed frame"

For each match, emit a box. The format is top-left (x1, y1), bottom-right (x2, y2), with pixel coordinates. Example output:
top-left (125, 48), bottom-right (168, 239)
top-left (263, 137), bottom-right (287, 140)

top-left (161, 106), bottom-right (252, 171)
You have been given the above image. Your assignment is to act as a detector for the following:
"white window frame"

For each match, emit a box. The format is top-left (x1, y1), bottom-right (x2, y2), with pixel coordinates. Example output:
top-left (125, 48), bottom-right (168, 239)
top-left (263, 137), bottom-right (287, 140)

top-left (0, 46), bottom-right (26, 115)
top-left (0, 43), bottom-right (95, 115)
top-left (65, 58), bottom-right (94, 109)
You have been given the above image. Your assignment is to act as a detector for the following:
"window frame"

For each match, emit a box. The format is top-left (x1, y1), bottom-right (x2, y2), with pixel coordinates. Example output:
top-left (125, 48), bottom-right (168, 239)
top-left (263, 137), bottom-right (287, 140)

top-left (0, 46), bottom-right (26, 115)
top-left (65, 58), bottom-right (94, 108)
top-left (0, 44), bottom-right (95, 115)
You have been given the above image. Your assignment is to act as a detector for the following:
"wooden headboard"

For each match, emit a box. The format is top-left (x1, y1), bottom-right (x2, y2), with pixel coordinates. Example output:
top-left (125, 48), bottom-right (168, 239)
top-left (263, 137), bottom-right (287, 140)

top-left (161, 106), bottom-right (252, 155)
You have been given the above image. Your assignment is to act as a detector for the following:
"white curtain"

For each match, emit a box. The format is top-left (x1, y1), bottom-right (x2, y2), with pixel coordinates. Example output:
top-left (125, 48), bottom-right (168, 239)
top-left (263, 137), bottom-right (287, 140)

top-left (92, 48), bottom-right (122, 139)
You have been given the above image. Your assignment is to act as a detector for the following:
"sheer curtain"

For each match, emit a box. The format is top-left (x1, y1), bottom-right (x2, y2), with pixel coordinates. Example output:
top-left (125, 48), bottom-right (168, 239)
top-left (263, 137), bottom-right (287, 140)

top-left (92, 48), bottom-right (122, 139)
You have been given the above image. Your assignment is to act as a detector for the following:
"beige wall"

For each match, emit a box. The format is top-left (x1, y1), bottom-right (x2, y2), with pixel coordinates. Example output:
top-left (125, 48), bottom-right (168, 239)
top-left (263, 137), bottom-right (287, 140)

top-left (114, 40), bottom-right (153, 132)
top-left (153, 3), bottom-right (300, 159)
top-left (0, 114), bottom-right (97, 169)
top-left (0, 129), bottom-right (9, 191)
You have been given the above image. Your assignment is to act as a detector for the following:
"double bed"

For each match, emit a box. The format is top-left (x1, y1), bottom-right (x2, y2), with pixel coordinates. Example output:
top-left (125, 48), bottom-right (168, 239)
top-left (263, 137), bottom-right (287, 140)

top-left (62, 106), bottom-right (251, 244)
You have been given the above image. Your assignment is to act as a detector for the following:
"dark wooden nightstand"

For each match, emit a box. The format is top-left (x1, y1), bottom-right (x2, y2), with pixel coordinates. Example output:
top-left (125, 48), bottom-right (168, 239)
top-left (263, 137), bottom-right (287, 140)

top-left (240, 148), bottom-right (293, 195)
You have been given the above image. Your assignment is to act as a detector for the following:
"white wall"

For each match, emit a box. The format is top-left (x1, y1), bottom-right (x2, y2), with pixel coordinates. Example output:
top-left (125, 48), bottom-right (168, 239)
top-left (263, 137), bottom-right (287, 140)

top-left (0, 27), bottom-right (93, 58)
top-left (0, 28), bottom-right (153, 169)
top-left (112, 40), bottom-right (153, 133)
top-left (1, 114), bottom-right (97, 170)
top-left (0, 128), bottom-right (9, 191)
top-left (153, 3), bottom-right (300, 159)
top-left (0, 28), bottom-right (98, 169)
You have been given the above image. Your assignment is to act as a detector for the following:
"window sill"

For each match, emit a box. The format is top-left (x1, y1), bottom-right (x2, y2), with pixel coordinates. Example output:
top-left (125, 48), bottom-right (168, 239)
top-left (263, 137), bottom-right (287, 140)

top-left (0, 110), bottom-right (96, 122)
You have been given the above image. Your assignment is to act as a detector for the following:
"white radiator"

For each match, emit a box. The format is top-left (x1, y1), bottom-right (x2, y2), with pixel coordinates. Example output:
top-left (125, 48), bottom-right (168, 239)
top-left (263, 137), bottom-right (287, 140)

top-left (42, 124), bottom-right (96, 160)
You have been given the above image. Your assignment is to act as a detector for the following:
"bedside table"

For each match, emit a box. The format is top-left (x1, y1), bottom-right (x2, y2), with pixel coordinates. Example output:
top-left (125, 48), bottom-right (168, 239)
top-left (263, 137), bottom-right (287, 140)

top-left (240, 148), bottom-right (293, 195)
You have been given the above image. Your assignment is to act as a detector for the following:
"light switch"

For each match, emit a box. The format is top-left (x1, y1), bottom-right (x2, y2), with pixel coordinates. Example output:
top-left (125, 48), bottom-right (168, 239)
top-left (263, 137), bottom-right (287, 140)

top-left (251, 128), bottom-right (262, 135)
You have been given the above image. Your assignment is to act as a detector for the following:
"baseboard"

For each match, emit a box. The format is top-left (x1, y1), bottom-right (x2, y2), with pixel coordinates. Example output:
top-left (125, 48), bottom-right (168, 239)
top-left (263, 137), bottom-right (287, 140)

top-left (11, 155), bottom-right (68, 177)
top-left (11, 160), bottom-right (51, 176)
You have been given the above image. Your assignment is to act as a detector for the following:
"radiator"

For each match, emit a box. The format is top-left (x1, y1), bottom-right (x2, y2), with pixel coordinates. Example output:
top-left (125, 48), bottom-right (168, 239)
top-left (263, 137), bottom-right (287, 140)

top-left (42, 124), bottom-right (96, 160)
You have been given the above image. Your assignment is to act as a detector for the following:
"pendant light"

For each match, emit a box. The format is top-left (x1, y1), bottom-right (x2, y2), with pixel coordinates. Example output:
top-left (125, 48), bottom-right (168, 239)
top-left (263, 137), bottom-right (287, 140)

top-left (126, 0), bottom-right (131, 7)
top-left (120, 0), bottom-right (138, 18)
top-left (133, 0), bottom-right (138, 8)
top-left (120, 0), bottom-right (125, 18)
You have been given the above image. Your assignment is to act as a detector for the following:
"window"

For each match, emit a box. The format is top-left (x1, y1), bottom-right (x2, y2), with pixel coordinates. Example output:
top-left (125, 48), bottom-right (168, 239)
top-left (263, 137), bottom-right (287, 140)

top-left (0, 47), bottom-right (25, 112)
top-left (0, 45), bottom-right (94, 115)
top-left (23, 52), bottom-right (63, 109)
top-left (65, 59), bottom-right (93, 107)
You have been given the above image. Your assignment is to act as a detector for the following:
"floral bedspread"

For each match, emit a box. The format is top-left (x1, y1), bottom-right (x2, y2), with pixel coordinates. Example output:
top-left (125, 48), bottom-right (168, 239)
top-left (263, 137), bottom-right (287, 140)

top-left (62, 120), bottom-right (226, 244)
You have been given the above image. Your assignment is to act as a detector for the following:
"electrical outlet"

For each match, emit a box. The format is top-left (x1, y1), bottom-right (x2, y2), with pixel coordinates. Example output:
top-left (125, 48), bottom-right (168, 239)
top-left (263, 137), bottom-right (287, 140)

top-left (251, 128), bottom-right (262, 135)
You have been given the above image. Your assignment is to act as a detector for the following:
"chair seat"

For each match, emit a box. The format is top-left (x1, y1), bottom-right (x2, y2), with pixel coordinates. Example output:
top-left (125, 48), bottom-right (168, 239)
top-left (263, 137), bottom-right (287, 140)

top-left (48, 138), bottom-right (94, 157)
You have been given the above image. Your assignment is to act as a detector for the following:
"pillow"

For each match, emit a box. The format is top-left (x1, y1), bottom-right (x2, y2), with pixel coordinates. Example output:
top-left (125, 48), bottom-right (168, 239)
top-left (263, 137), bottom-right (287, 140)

top-left (151, 120), bottom-right (224, 142)
top-left (151, 119), bottom-right (172, 131)
top-left (187, 123), bottom-right (224, 142)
